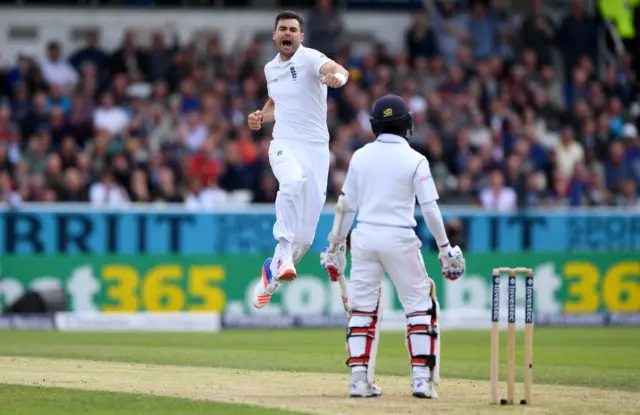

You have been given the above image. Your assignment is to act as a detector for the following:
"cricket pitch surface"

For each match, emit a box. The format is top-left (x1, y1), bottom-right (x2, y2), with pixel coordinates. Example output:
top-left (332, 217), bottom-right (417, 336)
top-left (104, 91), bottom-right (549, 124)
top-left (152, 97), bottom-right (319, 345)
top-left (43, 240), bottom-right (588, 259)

top-left (0, 356), bottom-right (638, 415)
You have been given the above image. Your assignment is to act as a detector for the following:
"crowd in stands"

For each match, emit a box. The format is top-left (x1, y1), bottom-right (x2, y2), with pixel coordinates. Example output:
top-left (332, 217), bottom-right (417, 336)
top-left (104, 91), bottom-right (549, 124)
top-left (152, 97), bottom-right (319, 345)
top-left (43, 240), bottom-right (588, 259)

top-left (0, 0), bottom-right (638, 210)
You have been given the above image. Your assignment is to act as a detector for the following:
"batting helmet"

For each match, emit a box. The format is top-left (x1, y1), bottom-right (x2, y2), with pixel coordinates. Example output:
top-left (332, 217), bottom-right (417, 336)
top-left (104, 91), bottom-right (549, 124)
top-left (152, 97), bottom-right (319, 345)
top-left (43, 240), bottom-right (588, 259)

top-left (369, 94), bottom-right (413, 137)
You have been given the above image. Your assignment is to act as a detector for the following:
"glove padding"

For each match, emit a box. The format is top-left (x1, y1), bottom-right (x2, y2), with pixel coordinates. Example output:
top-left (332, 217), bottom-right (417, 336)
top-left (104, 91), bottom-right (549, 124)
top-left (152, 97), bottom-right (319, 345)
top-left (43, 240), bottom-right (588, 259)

top-left (320, 240), bottom-right (347, 281)
top-left (438, 245), bottom-right (465, 281)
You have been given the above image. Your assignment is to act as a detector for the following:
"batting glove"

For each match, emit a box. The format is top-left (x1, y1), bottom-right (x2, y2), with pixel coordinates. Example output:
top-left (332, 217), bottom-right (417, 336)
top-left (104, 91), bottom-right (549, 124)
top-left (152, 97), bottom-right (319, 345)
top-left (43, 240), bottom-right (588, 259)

top-left (320, 241), bottom-right (346, 281)
top-left (438, 244), bottom-right (465, 281)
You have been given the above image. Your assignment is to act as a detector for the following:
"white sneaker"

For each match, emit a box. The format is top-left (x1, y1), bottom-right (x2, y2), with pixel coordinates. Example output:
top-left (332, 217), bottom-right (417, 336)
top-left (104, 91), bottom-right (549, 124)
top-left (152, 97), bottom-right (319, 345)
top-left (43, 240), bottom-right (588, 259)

top-left (350, 372), bottom-right (382, 398)
top-left (252, 258), bottom-right (279, 309)
top-left (276, 257), bottom-right (297, 281)
top-left (412, 378), bottom-right (438, 399)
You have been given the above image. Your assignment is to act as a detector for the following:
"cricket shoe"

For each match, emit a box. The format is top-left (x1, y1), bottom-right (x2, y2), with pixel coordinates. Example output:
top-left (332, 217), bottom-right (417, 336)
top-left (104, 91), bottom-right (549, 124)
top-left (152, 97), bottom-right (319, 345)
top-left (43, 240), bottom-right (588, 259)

top-left (411, 378), bottom-right (438, 399)
top-left (252, 258), bottom-right (280, 309)
top-left (276, 257), bottom-right (297, 281)
top-left (350, 372), bottom-right (382, 398)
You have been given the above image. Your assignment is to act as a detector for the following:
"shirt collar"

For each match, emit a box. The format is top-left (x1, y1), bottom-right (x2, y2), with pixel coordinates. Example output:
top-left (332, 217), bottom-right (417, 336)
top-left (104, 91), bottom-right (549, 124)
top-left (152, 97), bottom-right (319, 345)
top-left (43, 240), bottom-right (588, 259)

top-left (278, 44), bottom-right (304, 66)
top-left (376, 133), bottom-right (408, 145)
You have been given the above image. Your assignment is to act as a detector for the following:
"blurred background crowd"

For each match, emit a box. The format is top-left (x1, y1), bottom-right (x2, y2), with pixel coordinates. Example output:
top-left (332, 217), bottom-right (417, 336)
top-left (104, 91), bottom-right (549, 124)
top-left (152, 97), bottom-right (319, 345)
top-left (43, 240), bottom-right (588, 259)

top-left (0, 0), bottom-right (639, 209)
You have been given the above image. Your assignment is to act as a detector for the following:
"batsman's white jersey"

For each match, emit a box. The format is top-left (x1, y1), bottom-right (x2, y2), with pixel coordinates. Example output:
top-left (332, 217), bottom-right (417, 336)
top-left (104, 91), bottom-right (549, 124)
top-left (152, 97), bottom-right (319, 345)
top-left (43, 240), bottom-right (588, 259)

top-left (264, 45), bottom-right (331, 251)
top-left (341, 133), bottom-right (439, 314)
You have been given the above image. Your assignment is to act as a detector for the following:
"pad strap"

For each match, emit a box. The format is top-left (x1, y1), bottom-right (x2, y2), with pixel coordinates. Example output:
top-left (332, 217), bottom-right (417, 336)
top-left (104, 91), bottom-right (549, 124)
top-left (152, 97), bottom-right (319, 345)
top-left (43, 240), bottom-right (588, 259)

top-left (346, 309), bottom-right (378, 369)
top-left (406, 308), bottom-right (438, 369)
top-left (411, 354), bottom-right (437, 367)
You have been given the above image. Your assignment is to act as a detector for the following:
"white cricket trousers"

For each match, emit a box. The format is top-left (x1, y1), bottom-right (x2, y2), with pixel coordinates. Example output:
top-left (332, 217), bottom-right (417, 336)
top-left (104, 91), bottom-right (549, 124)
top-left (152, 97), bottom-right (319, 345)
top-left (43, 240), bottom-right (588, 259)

top-left (348, 223), bottom-right (433, 314)
top-left (268, 138), bottom-right (330, 249)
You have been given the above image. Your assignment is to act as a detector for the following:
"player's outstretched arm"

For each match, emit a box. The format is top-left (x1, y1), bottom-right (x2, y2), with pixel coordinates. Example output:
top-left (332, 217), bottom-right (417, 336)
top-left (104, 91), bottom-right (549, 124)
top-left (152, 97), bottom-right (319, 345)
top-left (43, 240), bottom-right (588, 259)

top-left (319, 60), bottom-right (350, 88)
top-left (247, 98), bottom-right (275, 131)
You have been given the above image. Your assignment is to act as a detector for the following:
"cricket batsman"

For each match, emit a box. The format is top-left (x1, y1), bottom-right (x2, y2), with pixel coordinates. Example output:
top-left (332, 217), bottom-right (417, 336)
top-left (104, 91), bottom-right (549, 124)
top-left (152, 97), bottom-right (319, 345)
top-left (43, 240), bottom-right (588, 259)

top-left (247, 11), bottom-right (350, 309)
top-left (320, 94), bottom-right (466, 398)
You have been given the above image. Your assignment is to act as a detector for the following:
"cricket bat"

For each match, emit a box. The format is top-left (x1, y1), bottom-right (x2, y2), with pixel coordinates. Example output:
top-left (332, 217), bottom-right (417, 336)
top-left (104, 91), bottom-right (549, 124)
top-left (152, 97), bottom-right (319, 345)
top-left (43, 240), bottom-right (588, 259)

top-left (329, 207), bottom-right (351, 319)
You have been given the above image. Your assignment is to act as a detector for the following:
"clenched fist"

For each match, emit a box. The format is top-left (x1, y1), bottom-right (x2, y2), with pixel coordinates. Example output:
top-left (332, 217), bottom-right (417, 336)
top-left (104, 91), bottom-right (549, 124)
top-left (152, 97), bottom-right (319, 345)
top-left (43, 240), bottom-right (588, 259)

top-left (247, 110), bottom-right (262, 131)
top-left (320, 73), bottom-right (346, 88)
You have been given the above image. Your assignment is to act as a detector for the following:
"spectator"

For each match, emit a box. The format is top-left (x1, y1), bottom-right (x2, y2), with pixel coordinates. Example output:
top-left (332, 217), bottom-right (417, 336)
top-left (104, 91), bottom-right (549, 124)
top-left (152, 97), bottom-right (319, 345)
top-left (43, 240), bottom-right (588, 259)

top-left (6, 54), bottom-right (34, 93)
top-left (306, 0), bottom-right (344, 59)
top-left (479, 169), bottom-right (517, 210)
top-left (406, 13), bottom-right (440, 64)
top-left (521, 170), bottom-right (546, 207)
top-left (93, 91), bottom-right (130, 136)
top-left (424, 0), bottom-right (469, 66)
top-left (605, 141), bottom-right (636, 192)
top-left (546, 171), bottom-right (571, 206)
top-left (520, 0), bottom-right (557, 67)
top-left (147, 29), bottom-right (178, 84)
top-left (555, 127), bottom-right (585, 178)
top-left (89, 169), bottom-right (130, 206)
top-left (129, 169), bottom-right (151, 203)
top-left (152, 166), bottom-right (183, 203)
top-left (557, 0), bottom-right (599, 82)
top-left (59, 168), bottom-right (89, 202)
top-left (468, 1), bottom-right (497, 60)
top-left (39, 41), bottom-right (79, 93)
top-left (0, 12), bottom-right (636, 210)
top-left (109, 30), bottom-right (148, 81)
top-left (0, 169), bottom-right (20, 205)
top-left (184, 177), bottom-right (227, 210)
top-left (68, 29), bottom-right (108, 82)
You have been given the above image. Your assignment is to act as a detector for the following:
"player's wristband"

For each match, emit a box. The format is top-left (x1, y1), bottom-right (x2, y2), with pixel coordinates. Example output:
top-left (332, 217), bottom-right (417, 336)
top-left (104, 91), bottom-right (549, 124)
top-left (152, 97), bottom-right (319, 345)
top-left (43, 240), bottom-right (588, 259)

top-left (334, 73), bottom-right (347, 86)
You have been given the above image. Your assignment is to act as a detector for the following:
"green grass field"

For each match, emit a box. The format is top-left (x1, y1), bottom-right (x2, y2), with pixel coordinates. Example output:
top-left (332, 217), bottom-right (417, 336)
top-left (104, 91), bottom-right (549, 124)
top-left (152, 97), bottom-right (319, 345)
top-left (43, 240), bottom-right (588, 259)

top-left (1, 328), bottom-right (639, 414)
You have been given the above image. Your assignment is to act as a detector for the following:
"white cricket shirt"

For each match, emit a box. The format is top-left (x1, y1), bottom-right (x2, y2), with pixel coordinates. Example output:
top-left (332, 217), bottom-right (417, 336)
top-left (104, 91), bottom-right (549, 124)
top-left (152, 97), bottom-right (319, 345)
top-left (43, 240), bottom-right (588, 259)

top-left (342, 133), bottom-right (439, 228)
top-left (265, 45), bottom-right (331, 145)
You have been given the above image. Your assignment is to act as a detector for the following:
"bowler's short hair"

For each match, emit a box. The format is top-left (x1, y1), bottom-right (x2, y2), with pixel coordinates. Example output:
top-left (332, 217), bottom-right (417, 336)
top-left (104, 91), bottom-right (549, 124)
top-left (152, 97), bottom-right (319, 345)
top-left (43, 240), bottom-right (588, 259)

top-left (275, 11), bottom-right (304, 32)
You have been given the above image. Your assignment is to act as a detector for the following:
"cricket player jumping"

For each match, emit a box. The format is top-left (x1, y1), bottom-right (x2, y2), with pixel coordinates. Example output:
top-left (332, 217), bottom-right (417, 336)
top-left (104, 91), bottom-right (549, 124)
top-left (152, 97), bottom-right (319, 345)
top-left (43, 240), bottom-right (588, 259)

top-left (248, 11), bottom-right (350, 309)
top-left (320, 94), bottom-right (466, 399)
